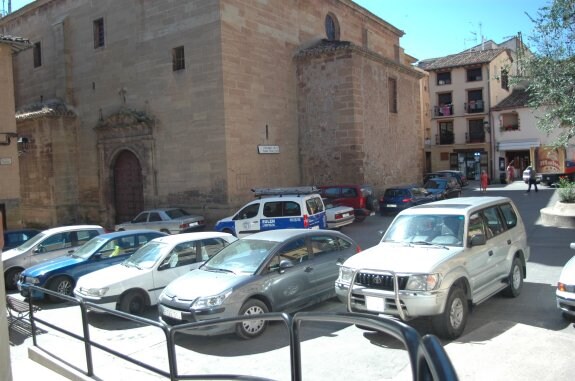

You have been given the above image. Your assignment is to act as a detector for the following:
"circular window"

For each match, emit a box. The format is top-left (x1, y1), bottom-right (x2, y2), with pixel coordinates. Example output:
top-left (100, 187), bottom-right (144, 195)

top-left (325, 13), bottom-right (340, 41)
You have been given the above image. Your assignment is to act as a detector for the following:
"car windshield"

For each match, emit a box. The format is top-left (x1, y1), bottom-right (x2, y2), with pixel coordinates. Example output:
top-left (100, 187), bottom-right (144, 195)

top-left (382, 214), bottom-right (465, 247)
top-left (165, 209), bottom-right (190, 219)
top-left (11, 231), bottom-right (48, 251)
top-left (72, 236), bottom-right (111, 259)
top-left (202, 239), bottom-right (277, 275)
top-left (124, 242), bottom-right (167, 269)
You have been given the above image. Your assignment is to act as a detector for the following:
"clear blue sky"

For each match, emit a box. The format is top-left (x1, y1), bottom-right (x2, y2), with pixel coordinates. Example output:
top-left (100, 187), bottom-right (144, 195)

top-left (6, 0), bottom-right (550, 60)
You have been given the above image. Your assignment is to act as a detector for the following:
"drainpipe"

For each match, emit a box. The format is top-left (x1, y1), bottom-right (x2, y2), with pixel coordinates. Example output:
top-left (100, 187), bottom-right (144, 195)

top-left (486, 66), bottom-right (494, 180)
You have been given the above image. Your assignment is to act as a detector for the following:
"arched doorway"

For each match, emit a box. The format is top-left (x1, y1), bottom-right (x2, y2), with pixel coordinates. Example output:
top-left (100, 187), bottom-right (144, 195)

top-left (113, 150), bottom-right (144, 224)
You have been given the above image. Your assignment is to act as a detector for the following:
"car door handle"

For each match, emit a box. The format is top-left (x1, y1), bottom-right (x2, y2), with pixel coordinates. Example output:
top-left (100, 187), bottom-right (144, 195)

top-left (488, 250), bottom-right (494, 256)
top-left (304, 266), bottom-right (313, 273)
top-left (507, 239), bottom-right (511, 245)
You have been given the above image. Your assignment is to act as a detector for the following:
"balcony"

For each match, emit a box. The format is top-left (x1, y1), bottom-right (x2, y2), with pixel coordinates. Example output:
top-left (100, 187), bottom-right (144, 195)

top-left (464, 100), bottom-right (484, 113)
top-left (433, 105), bottom-right (453, 117)
top-left (465, 132), bottom-right (486, 144)
top-left (435, 133), bottom-right (454, 145)
top-left (500, 124), bottom-right (520, 132)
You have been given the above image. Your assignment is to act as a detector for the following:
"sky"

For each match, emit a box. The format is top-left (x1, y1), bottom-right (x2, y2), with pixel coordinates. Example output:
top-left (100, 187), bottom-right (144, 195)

top-left (5, 0), bottom-right (550, 61)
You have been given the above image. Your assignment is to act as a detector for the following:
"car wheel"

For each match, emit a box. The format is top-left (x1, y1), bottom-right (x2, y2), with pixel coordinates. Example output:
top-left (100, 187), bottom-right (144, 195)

top-left (432, 286), bottom-right (468, 340)
top-left (5, 268), bottom-right (22, 290)
top-left (502, 257), bottom-right (523, 297)
top-left (119, 290), bottom-right (147, 315)
top-left (235, 299), bottom-right (269, 339)
top-left (48, 276), bottom-right (74, 301)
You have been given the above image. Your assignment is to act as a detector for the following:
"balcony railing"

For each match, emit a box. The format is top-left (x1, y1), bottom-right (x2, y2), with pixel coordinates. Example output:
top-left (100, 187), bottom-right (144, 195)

top-left (433, 105), bottom-right (453, 117)
top-left (465, 132), bottom-right (486, 143)
top-left (464, 100), bottom-right (484, 113)
top-left (435, 133), bottom-right (454, 145)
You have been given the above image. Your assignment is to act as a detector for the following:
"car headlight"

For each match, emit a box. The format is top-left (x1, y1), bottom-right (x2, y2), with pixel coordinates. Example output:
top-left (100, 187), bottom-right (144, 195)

top-left (338, 266), bottom-right (354, 283)
top-left (405, 274), bottom-right (440, 291)
top-left (24, 277), bottom-right (40, 284)
top-left (192, 289), bottom-right (232, 309)
top-left (77, 287), bottom-right (109, 297)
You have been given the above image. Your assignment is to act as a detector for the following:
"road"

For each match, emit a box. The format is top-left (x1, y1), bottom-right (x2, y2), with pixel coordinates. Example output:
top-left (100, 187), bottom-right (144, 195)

top-left (7, 180), bottom-right (575, 380)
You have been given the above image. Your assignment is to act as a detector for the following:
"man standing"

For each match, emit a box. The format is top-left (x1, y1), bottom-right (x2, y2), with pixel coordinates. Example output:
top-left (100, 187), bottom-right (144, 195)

top-left (526, 165), bottom-right (539, 193)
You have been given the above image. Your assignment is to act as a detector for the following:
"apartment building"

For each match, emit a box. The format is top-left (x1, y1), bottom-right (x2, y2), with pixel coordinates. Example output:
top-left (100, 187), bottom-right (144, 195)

top-left (419, 48), bottom-right (514, 180)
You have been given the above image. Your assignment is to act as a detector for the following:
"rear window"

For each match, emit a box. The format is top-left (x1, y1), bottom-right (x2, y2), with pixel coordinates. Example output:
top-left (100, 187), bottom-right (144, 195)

top-left (385, 189), bottom-right (408, 197)
top-left (306, 197), bottom-right (324, 215)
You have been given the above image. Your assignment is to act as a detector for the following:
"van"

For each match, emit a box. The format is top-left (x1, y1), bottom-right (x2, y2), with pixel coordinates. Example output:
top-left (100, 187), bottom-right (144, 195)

top-left (215, 187), bottom-right (327, 237)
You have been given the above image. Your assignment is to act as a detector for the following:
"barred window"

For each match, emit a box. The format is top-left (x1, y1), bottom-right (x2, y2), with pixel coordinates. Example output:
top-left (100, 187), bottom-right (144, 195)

top-left (93, 18), bottom-right (105, 48)
top-left (172, 46), bottom-right (185, 71)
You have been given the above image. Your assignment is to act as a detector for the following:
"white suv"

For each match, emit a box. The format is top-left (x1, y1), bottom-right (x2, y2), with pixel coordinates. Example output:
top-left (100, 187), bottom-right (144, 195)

top-left (335, 196), bottom-right (529, 339)
top-left (215, 187), bottom-right (327, 237)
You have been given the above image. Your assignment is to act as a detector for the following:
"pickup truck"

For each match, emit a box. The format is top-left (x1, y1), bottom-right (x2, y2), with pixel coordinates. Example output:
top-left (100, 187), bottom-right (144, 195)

top-left (115, 208), bottom-right (205, 234)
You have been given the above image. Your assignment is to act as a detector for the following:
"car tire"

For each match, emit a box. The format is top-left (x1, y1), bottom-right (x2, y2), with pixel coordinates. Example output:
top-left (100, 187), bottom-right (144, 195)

top-left (432, 286), bottom-right (468, 340)
top-left (119, 290), bottom-right (147, 315)
top-left (5, 268), bottom-right (22, 290)
top-left (502, 257), bottom-right (523, 297)
top-left (48, 276), bottom-right (74, 301)
top-left (235, 299), bottom-right (269, 339)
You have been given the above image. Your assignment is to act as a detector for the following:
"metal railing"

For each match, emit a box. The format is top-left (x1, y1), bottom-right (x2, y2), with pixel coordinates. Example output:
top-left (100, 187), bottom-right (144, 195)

top-left (24, 284), bottom-right (459, 381)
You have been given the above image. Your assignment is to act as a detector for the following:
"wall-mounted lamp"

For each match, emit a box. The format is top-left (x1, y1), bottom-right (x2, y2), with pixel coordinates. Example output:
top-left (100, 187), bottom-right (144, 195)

top-left (0, 132), bottom-right (19, 146)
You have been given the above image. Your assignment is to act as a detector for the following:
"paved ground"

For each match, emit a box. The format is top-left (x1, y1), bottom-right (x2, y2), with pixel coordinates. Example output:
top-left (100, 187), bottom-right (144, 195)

top-left (6, 179), bottom-right (575, 380)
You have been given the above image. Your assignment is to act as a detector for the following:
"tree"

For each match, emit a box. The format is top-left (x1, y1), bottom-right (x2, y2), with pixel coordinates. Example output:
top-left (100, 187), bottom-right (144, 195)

top-left (520, 0), bottom-right (575, 147)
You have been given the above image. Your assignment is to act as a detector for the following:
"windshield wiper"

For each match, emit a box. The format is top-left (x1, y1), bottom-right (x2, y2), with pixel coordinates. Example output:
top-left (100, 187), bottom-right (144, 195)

top-left (205, 266), bottom-right (236, 275)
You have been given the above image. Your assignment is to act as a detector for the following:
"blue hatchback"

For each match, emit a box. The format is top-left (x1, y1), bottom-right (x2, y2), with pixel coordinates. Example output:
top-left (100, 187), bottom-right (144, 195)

top-left (379, 185), bottom-right (435, 215)
top-left (18, 229), bottom-right (166, 300)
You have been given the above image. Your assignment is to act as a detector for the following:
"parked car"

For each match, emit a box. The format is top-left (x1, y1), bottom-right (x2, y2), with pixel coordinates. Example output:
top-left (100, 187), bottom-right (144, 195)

top-left (335, 196), bottom-right (529, 339)
top-left (318, 184), bottom-right (378, 222)
top-left (3, 225), bottom-right (105, 290)
top-left (423, 172), bottom-right (463, 188)
top-left (17, 230), bottom-right (166, 300)
top-left (322, 199), bottom-right (355, 229)
top-left (74, 232), bottom-right (237, 314)
top-left (379, 185), bottom-right (435, 215)
top-left (158, 229), bottom-right (361, 339)
top-left (434, 170), bottom-right (468, 187)
top-left (115, 208), bottom-right (205, 234)
top-left (3, 228), bottom-right (41, 251)
top-left (424, 177), bottom-right (462, 200)
top-left (215, 187), bottom-right (327, 237)
top-left (556, 242), bottom-right (575, 319)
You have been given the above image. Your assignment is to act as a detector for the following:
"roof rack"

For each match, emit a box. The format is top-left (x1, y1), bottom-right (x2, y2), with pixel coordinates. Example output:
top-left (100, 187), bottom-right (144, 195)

top-left (252, 186), bottom-right (320, 198)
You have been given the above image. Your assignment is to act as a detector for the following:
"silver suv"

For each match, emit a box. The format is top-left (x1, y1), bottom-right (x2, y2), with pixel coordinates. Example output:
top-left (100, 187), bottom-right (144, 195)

top-left (2, 225), bottom-right (105, 289)
top-left (335, 196), bottom-right (529, 339)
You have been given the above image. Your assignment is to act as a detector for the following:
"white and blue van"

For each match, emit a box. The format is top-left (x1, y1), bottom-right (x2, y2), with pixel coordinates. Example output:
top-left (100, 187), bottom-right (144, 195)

top-left (215, 187), bottom-right (327, 237)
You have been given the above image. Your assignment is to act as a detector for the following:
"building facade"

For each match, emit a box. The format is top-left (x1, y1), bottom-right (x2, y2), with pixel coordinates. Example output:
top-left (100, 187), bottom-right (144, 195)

top-left (0, 0), bottom-right (424, 229)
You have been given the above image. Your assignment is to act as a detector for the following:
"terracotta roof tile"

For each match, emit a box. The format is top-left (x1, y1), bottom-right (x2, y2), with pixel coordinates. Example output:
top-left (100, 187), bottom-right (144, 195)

top-left (493, 88), bottom-right (531, 109)
top-left (418, 48), bottom-right (509, 71)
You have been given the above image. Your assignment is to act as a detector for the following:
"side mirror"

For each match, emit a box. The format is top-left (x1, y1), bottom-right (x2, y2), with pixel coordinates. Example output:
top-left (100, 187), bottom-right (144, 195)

top-left (279, 259), bottom-right (294, 273)
top-left (469, 234), bottom-right (486, 247)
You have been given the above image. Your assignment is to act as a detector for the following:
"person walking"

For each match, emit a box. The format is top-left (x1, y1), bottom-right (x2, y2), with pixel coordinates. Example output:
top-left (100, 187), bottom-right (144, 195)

top-left (480, 170), bottom-right (489, 193)
top-left (525, 165), bottom-right (539, 193)
top-left (506, 160), bottom-right (515, 184)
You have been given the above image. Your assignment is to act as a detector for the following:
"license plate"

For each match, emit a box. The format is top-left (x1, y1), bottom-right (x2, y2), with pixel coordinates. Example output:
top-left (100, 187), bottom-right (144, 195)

top-left (342, 213), bottom-right (350, 218)
top-left (161, 305), bottom-right (182, 320)
top-left (188, 222), bottom-right (198, 227)
top-left (386, 204), bottom-right (397, 208)
top-left (365, 296), bottom-right (385, 313)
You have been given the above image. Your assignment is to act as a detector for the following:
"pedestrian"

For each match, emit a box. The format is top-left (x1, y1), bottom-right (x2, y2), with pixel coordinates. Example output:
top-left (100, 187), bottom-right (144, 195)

top-left (526, 165), bottom-right (539, 193)
top-left (480, 170), bottom-right (489, 193)
top-left (506, 160), bottom-right (514, 184)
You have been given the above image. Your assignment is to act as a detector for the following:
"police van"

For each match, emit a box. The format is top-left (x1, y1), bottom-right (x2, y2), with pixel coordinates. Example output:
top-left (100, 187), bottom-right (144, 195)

top-left (214, 187), bottom-right (327, 237)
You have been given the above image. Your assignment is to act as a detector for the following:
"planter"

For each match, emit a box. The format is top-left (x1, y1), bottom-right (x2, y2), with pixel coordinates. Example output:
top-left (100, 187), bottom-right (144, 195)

top-left (540, 201), bottom-right (575, 228)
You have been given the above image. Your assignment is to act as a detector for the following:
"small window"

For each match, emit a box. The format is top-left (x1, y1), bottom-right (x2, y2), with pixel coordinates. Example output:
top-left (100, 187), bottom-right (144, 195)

top-left (499, 203), bottom-right (518, 229)
top-left (501, 69), bottom-right (509, 90)
top-left (133, 213), bottom-right (148, 223)
top-left (388, 77), bottom-right (398, 113)
top-left (149, 212), bottom-right (162, 222)
top-left (481, 207), bottom-right (505, 237)
top-left (310, 236), bottom-right (338, 257)
top-left (437, 71), bottom-right (451, 85)
top-left (172, 46), bottom-right (185, 71)
top-left (284, 201), bottom-right (301, 216)
top-left (93, 18), bottom-right (105, 49)
top-left (325, 13), bottom-right (340, 41)
top-left (263, 201), bottom-right (283, 217)
top-left (200, 238), bottom-right (229, 260)
top-left (33, 42), bottom-right (42, 68)
top-left (466, 67), bottom-right (482, 81)
top-left (322, 187), bottom-right (340, 198)
top-left (305, 197), bottom-right (324, 215)
top-left (277, 238), bottom-right (309, 263)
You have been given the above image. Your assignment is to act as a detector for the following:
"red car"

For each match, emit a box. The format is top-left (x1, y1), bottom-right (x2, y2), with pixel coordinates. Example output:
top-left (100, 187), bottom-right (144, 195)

top-left (318, 184), bottom-right (378, 222)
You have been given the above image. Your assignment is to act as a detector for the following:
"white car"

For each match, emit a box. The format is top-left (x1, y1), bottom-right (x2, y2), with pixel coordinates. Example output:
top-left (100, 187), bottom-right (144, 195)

top-left (74, 232), bottom-right (237, 314)
top-left (335, 196), bottom-right (530, 339)
top-left (323, 199), bottom-right (355, 229)
top-left (556, 242), bottom-right (575, 318)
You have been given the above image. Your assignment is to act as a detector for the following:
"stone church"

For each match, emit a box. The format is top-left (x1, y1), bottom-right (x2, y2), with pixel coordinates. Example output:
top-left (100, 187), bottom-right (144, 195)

top-left (0, 0), bottom-right (425, 229)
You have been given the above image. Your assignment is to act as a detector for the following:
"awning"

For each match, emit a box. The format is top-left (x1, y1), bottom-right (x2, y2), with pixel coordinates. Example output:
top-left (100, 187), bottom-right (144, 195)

top-left (498, 139), bottom-right (540, 151)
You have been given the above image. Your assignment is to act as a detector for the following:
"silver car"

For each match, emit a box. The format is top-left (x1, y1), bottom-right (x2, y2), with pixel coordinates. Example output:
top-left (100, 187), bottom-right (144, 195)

top-left (158, 229), bottom-right (360, 339)
top-left (2, 225), bottom-right (105, 289)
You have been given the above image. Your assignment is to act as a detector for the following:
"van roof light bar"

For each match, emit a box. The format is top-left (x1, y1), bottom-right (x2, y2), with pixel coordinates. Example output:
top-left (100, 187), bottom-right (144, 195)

top-left (252, 186), bottom-right (319, 198)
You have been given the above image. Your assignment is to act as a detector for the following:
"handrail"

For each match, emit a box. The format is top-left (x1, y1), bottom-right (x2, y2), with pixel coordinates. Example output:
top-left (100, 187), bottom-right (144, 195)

top-left (25, 284), bottom-right (458, 381)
